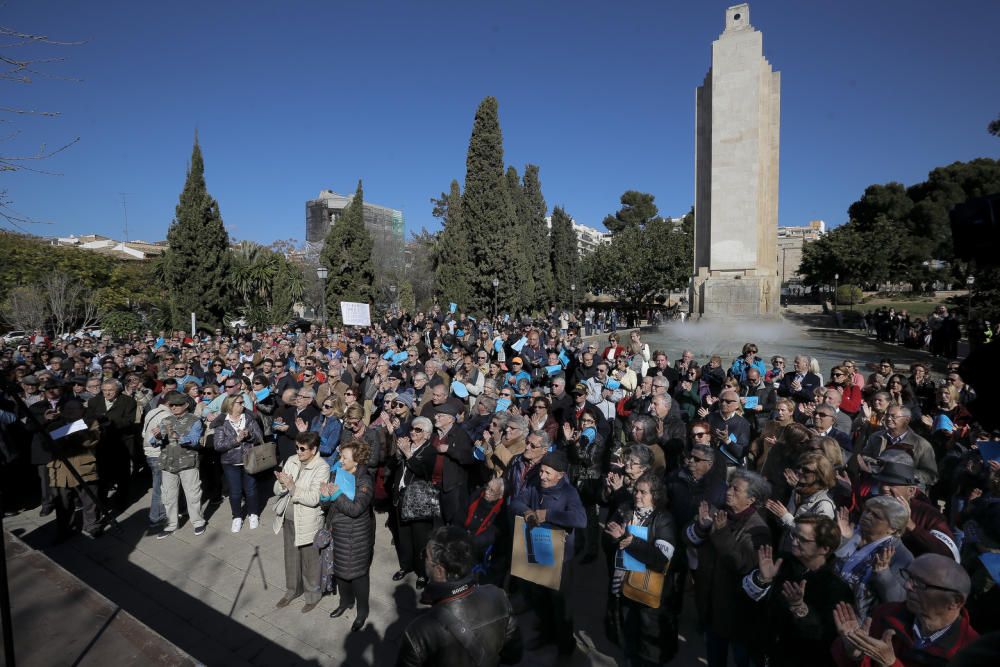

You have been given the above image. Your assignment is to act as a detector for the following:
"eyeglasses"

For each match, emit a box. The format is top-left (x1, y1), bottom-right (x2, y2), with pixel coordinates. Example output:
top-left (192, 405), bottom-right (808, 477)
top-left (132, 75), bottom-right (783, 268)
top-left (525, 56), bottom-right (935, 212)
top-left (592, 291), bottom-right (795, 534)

top-left (900, 568), bottom-right (964, 595)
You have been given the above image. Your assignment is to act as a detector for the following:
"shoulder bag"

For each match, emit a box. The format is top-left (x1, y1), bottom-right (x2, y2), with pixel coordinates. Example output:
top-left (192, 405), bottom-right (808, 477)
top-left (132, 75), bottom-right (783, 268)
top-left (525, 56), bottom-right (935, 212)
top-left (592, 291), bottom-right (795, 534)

top-left (400, 478), bottom-right (440, 522)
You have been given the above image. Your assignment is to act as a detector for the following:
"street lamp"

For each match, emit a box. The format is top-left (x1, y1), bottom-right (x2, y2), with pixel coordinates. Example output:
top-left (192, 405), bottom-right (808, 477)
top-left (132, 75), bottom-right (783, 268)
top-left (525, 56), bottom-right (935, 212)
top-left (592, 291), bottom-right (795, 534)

top-left (571, 283), bottom-right (576, 312)
top-left (316, 266), bottom-right (328, 331)
top-left (834, 273), bottom-right (839, 312)
top-left (492, 277), bottom-right (499, 320)
top-left (967, 275), bottom-right (975, 321)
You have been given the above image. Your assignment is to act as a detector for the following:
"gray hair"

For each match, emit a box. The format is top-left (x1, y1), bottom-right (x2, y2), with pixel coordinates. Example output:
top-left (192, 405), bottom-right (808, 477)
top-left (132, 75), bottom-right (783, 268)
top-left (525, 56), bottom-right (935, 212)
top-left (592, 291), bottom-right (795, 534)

top-left (865, 495), bottom-right (911, 534)
top-left (411, 416), bottom-right (432, 434)
top-left (729, 469), bottom-right (771, 507)
top-left (527, 429), bottom-right (551, 449)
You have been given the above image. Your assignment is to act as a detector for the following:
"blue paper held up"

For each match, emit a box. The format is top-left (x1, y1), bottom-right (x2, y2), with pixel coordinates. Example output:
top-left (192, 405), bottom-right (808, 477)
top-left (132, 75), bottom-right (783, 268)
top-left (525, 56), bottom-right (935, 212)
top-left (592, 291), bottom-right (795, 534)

top-left (511, 337), bottom-right (527, 353)
top-left (933, 414), bottom-right (955, 432)
top-left (334, 467), bottom-right (356, 501)
top-left (525, 524), bottom-right (556, 566)
top-left (979, 553), bottom-right (1000, 585)
top-left (743, 395), bottom-right (759, 410)
top-left (978, 441), bottom-right (1000, 463)
top-left (621, 525), bottom-right (649, 572)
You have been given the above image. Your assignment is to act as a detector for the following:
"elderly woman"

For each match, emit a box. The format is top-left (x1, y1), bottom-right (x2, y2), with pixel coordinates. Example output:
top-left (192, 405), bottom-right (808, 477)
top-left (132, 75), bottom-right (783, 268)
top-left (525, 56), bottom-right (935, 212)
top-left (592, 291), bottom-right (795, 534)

top-left (387, 416), bottom-right (438, 588)
top-left (605, 472), bottom-right (679, 666)
top-left (685, 469), bottom-right (772, 667)
top-left (213, 393), bottom-right (265, 533)
top-left (273, 431), bottom-right (331, 613)
top-left (323, 439), bottom-right (375, 631)
top-left (765, 452), bottom-right (837, 549)
top-left (834, 495), bottom-right (913, 619)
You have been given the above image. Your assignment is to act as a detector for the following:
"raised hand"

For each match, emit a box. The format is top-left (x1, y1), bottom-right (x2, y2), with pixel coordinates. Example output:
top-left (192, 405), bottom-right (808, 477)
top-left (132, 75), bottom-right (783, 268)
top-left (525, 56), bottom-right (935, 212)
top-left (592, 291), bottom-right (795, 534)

top-left (757, 544), bottom-right (783, 583)
top-left (837, 507), bottom-right (854, 542)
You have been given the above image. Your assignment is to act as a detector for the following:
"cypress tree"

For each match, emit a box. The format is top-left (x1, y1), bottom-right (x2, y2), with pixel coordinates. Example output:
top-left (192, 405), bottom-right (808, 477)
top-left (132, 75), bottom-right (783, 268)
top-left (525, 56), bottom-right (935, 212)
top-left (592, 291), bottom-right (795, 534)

top-left (506, 165), bottom-right (534, 312)
top-left (320, 179), bottom-right (375, 321)
top-left (435, 179), bottom-right (475, 309)
top-left (522, 164), bottom-right (552, 310)
top-left (163, 135), bottom-right (232, 330)
top-left (549, 205), bottom-right (578, 306)
top-left (463, 96), bottom-right (519, 315)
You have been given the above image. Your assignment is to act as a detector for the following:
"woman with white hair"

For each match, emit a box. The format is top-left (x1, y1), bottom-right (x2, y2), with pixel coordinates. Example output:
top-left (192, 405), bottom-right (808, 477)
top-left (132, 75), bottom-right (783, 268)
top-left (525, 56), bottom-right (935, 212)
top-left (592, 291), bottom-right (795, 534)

top-left (834, 496), bottom-right (913, 618)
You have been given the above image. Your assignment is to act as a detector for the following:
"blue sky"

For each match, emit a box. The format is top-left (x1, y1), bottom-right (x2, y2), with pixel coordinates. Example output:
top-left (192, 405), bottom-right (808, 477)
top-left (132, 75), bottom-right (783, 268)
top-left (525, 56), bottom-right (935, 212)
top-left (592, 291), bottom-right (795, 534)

top-left (3, 0), bottom-right (998, 245)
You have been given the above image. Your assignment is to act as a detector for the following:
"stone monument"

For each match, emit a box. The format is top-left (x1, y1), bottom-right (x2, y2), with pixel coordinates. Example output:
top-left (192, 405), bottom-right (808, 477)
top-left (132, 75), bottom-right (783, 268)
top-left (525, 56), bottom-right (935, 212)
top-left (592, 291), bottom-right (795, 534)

top-left (691, 3), bottom-right (781, 318)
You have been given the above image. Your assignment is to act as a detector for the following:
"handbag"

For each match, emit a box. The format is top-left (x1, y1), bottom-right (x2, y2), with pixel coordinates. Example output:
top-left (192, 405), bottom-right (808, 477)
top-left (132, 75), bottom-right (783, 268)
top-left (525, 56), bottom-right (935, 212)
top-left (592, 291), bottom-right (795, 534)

top-left (243, 438), bottom-right (278, 474)
top-left (622, 566), bottom-right (668, 609)
top-left (400, 479), bottom-right (440, 522)
top-left (160, 444), bottom-right (199, 474)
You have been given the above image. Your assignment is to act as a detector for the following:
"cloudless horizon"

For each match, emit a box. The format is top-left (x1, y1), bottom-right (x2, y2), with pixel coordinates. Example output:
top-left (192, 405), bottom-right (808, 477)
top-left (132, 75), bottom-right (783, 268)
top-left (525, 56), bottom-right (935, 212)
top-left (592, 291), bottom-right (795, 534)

top-left (3, 0), bottom-right (998, 246)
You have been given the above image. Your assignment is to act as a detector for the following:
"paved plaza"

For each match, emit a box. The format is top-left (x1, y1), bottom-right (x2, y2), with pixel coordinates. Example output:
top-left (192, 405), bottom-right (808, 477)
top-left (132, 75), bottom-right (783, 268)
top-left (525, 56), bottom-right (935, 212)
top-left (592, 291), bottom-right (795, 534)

top-left (3, 314), bottom-right (956, 666)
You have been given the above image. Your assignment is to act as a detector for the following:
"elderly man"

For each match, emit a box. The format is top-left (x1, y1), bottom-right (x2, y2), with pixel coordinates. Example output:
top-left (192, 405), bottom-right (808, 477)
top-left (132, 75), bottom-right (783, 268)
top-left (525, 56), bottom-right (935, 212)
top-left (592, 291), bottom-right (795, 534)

top-left (431, 402), bottom-right (476, 526)
top-left (509, 450), bottom-right (586, 659)
top-left (778, 356), bottom-right (823, 404)
top-left (856, 406), bottom-right (938, 488)
top-left (708, 389), bottom-right (752, 465)
top-left (85, 379), bottom-right (138, 512)
top-left (148, 392), bottom-right (205, 539)
top-left (832, 554), bottom-right (979, 666)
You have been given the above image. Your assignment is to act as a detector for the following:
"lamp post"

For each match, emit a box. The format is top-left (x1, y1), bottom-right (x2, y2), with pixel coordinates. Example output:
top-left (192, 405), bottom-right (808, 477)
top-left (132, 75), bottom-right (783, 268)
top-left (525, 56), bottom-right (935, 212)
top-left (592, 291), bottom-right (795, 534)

top-left (967, 275), bottom-right (975, 321)
top-left (571, 283), bottom-right (576, 313)
top-left (316, 266), bottom-right (328, 331)
top-left (834, 273), bottom-right (839, 312)
top-left (492, 277), bottom-right (499, 320)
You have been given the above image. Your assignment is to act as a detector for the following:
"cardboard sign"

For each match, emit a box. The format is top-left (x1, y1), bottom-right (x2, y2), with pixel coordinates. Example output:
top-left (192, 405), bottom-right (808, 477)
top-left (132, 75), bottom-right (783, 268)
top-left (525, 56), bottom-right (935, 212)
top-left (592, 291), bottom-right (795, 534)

top-left (511, 515), bottom-right (565, 590)
top-left (340, 302), bottom-right (371, 326)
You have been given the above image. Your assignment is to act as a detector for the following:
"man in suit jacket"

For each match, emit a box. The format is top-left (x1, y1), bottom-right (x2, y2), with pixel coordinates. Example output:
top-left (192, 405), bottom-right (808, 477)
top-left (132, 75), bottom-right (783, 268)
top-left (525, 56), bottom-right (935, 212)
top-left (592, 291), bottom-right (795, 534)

top-left (777, 355), bottom-right (823, 404)
top-left (84, 378), bottom-right (138, 511)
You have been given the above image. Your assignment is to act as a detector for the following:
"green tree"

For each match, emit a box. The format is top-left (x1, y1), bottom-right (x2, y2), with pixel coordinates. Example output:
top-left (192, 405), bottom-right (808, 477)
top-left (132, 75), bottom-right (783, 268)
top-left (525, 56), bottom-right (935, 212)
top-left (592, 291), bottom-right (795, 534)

top-left (601, 191), bottom-right (660, 234)
top-left (435, 180), bottom-right (475, 309)
top-left (162, 136), bottom-right (232, 329)
top-left (521, 164), bottom-right (553, 310)
top-left (462, 96), bottom-right (520, 314)
top-left (320, 179), bottom-right (375, 321)
top-left (549, 206), bottom-right (578, 306)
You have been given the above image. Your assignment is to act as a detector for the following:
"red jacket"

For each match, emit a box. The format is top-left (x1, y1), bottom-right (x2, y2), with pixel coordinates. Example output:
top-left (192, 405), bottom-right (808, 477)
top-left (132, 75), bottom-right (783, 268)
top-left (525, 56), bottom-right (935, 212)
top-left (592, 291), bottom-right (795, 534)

top-left (832, 603), bottom-right (978, 667)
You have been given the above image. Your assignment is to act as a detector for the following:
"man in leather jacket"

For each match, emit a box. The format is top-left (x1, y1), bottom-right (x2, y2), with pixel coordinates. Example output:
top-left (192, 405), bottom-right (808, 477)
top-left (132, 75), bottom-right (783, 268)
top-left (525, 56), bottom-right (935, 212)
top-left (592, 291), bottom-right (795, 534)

top-left (397, 526), bottom-right (523, 667)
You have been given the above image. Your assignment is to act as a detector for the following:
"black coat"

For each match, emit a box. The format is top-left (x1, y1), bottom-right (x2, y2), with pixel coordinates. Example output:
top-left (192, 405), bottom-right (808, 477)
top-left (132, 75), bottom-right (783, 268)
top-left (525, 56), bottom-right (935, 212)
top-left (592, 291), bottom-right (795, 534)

top-left (325, 466), bottom-right (374, 580)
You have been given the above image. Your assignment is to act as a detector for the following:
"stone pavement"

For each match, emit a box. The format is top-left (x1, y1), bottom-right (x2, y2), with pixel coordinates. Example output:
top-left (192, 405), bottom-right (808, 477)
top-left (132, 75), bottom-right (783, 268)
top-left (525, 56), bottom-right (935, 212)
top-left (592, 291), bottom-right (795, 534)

top-left (6, 486), bottom-right (711, 666)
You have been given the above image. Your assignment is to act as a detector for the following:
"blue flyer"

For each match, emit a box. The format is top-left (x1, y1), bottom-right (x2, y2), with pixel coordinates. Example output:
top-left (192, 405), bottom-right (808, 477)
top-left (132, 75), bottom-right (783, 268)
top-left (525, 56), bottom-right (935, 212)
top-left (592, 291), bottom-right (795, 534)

top-left (622, 526), bottom-right (649, 572)
top-left (979, 553), bottom-right (1000, 585)
top-left (978, 441), bottom-right (1000, 463)
top-left (334, 467), bottom-right (357, 501)
top-left (744, 395), bottom-right (759, 410)
top-left (525, 525), bottom-right (555, 566)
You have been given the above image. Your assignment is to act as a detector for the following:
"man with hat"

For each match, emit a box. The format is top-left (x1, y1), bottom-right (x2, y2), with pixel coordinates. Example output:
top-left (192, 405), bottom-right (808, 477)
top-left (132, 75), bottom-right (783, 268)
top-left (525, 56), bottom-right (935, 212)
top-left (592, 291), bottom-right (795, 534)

top-left (148, 391), bottom-right (205, 538)
top-left (509, 449), bottom-right (587, 659)
top-left (431, 401), bottom-right (476, 526)
top-left (833, 554), bottom-right (979, 666)
top-left (873, 457), bottom-right (958, 560)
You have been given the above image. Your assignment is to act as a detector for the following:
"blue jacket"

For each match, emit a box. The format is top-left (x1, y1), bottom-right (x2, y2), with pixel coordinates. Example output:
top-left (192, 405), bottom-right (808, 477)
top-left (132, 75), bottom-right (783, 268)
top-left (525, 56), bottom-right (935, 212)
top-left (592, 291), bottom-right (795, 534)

top-left (310, 414), bottom-right (342, 458)
top-left (509, 474), bottom-right (587, 562)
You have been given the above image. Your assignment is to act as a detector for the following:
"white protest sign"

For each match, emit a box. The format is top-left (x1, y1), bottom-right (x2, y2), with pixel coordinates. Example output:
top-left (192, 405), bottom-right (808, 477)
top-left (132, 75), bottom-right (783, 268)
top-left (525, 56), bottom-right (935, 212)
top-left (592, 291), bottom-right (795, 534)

top-left (340, 301), bottom-right (371, 326)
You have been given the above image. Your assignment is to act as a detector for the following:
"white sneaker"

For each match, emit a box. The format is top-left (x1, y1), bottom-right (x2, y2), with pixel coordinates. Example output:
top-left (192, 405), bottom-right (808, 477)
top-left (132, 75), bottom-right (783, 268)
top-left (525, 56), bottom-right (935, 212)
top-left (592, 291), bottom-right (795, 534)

top-left (248, 514), bottom-right (259, 530)
top-left (231, 518), bottom-right (243, 533)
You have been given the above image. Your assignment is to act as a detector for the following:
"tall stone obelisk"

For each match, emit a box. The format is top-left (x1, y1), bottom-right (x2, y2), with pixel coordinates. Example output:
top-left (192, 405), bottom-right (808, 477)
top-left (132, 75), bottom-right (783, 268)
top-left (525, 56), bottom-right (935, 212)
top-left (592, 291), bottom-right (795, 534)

top-left (691, 3), bottom-right (781, 318)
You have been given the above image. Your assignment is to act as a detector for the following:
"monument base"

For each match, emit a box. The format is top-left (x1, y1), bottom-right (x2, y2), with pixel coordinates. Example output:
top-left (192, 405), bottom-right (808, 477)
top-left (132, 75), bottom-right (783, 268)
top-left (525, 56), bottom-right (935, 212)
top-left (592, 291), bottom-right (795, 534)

top-left (691, 272), bottom-right (780, 318)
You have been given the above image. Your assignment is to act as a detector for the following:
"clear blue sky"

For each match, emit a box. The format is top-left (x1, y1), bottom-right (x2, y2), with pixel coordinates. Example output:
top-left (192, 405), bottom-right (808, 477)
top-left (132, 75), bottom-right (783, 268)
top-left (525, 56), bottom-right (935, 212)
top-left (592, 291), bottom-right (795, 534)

top-left (3, 0), bottom-right (998, 245)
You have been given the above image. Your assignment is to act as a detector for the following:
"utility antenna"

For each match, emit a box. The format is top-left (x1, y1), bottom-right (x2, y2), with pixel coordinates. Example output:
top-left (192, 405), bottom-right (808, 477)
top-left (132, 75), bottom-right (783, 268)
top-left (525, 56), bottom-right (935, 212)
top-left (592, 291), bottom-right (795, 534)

top-left (118, 192), bottom-right (132, 243)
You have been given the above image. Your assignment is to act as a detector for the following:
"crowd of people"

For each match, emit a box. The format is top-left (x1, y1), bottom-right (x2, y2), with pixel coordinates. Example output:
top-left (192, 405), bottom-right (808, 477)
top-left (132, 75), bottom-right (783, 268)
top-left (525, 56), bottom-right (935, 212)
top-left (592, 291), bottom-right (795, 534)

top-left (1, 307), bottom-right (998, 666)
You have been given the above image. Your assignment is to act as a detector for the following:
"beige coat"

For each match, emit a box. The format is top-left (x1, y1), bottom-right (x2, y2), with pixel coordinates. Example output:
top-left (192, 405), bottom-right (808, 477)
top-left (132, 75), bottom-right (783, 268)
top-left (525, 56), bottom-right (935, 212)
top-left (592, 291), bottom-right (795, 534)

top-left (272, 452), bottom-right (331, 547)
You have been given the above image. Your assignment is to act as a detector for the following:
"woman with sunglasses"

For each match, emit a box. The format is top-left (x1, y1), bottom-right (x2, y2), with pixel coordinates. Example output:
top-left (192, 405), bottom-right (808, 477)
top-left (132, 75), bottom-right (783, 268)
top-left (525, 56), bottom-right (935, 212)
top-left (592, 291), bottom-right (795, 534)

top-left (213, 393), bottom-right (265, 533)
top-left (386, 416), bottom-right (437, 589)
